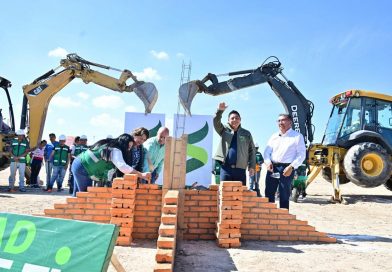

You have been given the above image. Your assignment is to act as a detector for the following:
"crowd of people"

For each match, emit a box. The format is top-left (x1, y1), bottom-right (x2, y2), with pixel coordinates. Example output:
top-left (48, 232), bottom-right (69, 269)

top-left (8, 103), bottom-right (305, 210)
top-left (7, 127), bottom-right (170, 195)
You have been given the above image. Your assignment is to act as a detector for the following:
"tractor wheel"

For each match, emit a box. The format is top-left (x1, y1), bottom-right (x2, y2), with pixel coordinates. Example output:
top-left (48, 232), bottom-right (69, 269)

top-left (343, 142), bottom-right (391, 188)
top-left (321, 167), bottom-right (350, 184)
top-left (0, 155), bottom-right (11, 171)
top-left (384, 177), bottom-right (392, 191)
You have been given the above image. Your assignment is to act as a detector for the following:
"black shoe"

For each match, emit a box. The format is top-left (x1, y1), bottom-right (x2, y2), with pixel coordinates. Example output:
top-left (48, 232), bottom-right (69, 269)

top-left (57, 188), bottom-right (64, 192)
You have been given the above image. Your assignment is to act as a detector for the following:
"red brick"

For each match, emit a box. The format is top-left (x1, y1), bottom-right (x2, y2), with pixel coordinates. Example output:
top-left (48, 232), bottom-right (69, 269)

top-left (156, 248), bottom-right (173, 263)
top-left (153, 263), bottom-right (172, 272)
top-left (157, 236), bottom-right (175, 249)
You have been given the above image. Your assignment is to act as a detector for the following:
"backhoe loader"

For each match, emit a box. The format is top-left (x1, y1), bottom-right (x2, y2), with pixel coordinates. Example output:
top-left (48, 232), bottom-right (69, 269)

top-left (0, 53), bottom-right (158, 172)
top-left (178, 56), bottom-right (392, 203)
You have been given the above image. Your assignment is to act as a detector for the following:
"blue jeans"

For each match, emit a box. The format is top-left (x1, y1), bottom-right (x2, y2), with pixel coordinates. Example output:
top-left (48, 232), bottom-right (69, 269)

top-left (220, 164), bottom-right (246, 186)
top-left (49, 165), bottom-right (66, 189)
top-left (249, 170), bottom-right (261, 196)
top-left (72, 157), bottom-right (92, 197)
top-left (265, 165), bottom-right (294, 210)
top-left (9, 161), bottom-right (26, 189)
top-left (45, 160), bottom-right (53, 187)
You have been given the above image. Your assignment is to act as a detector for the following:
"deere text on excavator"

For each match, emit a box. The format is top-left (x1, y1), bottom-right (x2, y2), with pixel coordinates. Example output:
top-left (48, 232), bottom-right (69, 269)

top-left (178, 56), bottom-right (392, 203)
top-left (0, 54), bottom-right (158, 172)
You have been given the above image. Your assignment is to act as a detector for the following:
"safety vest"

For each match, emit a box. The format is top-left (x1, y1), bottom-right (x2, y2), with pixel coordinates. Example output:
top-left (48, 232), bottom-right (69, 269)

top-left (53, 145), bottom-right (70, 166)
top-left (255, 152), bottom-right (264, 172)
top-left (10, 138), bottom-right (29, 163)
top-left (74, 144), bottom-right (88, 156)
top-left (80, 144), bottom-right (116, 182)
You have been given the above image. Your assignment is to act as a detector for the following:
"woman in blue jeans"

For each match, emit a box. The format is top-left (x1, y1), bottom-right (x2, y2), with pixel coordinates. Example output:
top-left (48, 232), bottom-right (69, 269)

top-left (72, 133), bottom-right (150, 196)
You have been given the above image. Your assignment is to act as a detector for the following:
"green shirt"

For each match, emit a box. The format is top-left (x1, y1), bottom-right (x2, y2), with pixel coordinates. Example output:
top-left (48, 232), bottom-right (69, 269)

top-left (143, 137), bottom-right (165, 174)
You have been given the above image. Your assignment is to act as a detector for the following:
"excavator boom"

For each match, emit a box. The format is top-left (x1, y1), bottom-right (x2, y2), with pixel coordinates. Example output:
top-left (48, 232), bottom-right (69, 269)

top-left (179, 57), bottom-right (314, 143)
top-left (22, 53), bottom-right (158, 146)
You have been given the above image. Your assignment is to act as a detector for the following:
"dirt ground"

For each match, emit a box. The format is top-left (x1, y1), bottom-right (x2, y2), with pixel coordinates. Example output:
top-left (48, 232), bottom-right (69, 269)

top-left (1, 168), bottom-right (391, 272)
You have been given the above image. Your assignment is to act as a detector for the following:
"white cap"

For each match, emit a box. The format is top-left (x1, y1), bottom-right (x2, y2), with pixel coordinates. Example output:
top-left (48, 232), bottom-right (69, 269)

top-left (254, 142), bottom-right (259, 148)
top-left (16, 129), bottom-right (25, 136)
top-left (59, 134), bottom-right (66, 141)
top-left (107, 134), bottom-right (113, 139)
top-left (80, 135), bottom-right (87, 140)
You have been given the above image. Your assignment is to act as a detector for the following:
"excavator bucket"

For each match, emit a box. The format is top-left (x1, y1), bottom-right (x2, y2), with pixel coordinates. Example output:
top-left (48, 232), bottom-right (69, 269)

top-left (179, 81), bottom-right (200, 115)
top-left (133, 82), bottom-right (158, 113)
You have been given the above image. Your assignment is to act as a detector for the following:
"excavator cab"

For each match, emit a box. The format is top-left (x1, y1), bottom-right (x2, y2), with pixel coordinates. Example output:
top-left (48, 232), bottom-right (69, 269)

top-left (312, 90), bottom-right (392, 192)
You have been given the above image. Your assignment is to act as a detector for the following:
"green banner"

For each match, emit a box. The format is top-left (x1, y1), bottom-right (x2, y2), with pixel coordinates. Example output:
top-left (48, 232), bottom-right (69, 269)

top-left (0, 213), bottom-right (118, 271)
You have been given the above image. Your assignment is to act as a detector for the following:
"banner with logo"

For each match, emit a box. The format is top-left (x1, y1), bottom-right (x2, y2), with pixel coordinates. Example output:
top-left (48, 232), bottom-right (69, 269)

top-left (0, 213), bottom-right (118, 271)
top-left (173, 114), bottom-right (213, 187)
top-left (124, 112), bottom-right (165, 138)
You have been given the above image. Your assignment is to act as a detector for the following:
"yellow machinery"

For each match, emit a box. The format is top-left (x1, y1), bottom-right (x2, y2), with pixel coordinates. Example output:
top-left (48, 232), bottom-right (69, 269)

top-left (306, 90), bottom-right (392, 203)
top-left (0, 54), bottom-right (158, 171)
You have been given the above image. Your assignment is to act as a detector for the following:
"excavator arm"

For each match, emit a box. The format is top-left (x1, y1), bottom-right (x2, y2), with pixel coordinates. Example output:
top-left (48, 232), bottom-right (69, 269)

top-left (179, 56), bottom-right (314, 143)
top-left (21, 54), bottom-right (158, 146)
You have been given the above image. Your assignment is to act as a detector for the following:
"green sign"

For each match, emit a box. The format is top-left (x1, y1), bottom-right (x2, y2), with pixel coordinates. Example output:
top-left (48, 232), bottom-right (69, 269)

top-left (0, 213), bottom-right (118, 271)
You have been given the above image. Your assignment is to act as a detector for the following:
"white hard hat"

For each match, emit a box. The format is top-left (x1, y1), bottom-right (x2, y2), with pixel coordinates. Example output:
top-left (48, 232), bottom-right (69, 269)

top-left (59, 134), bottom-right (66, 141)
top-left (80, 135), bottom-right (87, 140)
top-left (107, 134), bottom-right (113, 139)
top-left (16, 129), bottom-right (25, 136)
top-left (255, 142), bottom-right (259, 148)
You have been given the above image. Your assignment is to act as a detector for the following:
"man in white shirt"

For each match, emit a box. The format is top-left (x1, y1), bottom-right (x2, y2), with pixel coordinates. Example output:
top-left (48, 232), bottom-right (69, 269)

top-left (263, 113), bottom-right (306, 210)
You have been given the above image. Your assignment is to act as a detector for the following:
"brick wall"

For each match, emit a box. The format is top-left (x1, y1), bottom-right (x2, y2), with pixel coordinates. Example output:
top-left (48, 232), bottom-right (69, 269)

top-left (44, 178), bottom-right (335, 246)
top-left (183, 185), bottom-right (219, 240)
top-left (132, 183), bottom-right (162, 239)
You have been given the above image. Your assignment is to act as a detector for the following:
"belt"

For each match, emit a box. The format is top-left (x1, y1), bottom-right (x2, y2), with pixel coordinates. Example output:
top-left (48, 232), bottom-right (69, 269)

top-left (273, 162), bottom-right (291, 167)
top-left (223, 163), bottom-right (236, 168)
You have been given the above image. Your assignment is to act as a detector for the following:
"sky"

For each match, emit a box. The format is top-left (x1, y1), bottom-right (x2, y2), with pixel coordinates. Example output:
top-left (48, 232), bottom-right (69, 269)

top-left (1, 0), bottom-right (392, 152)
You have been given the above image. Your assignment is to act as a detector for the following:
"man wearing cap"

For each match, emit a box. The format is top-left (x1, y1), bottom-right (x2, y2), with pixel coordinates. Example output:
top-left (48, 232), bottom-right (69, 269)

top-left (8, 129), bottom-right (30, 192)
top-left (45, 134), bottom-right (70, 192)
top-left (68, 135), bottom-right (88, 194)
top-left (44, 133), bottom-right (59, 188)
top-left (249, 142), bottom-right (264, 197)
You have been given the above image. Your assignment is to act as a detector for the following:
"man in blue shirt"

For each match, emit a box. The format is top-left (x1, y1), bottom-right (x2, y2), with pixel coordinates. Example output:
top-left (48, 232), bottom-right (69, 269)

top-left (44, 133), bottom-right (59, 189)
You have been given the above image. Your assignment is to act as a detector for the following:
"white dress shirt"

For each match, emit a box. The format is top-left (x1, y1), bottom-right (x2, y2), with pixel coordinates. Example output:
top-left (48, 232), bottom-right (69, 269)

top-left (111, 148), bottom-right (135, 174)
top-left (263, 128), bottom-right (306, 169)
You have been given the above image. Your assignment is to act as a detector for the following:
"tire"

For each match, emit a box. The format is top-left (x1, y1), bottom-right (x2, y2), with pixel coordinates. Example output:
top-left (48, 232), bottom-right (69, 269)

top-left (0, 155), bottom-right (11, 171)
top-left (291, 187), bottom-right (299, 203)
top-left (343, 142), bottom-right (391, 188)
top-left (384, 177), bottom-right (392, 191)
top-left (321, 167), bottom-right (351, 184)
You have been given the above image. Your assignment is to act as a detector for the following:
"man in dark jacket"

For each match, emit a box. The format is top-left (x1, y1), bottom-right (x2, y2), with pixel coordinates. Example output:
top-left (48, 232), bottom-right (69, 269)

top-left (213, 102), bottom-right (256, 186)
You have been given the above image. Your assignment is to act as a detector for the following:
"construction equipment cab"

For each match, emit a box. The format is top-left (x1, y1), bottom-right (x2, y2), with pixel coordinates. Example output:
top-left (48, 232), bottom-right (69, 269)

top-left (0, 54), bottom-right (158, 171)
top-left (308, 90), bottom-right (392, 193)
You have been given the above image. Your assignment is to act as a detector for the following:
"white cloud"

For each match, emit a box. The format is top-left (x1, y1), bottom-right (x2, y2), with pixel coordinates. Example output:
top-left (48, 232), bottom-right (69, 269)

top-left (51, 96), bottom-right (81, 108)
top-left (134, 67), bottom-right (162, 81)
top-left (150, 50), bottom-right (169, 60)
top-left (77, 92), bottom-right (89, 100)
top-left (124, 105), bottom-right (138, 112)
top-left (90, 113), bottom-right (122, 129)
top-left (229, 91), bottom-right (249, 101)
top-left (176, 52), bottom-right (185, 58)
top-left (48, 47), bottom-right (68, 58)
top-left (92, 95), bottom-right (124, 109)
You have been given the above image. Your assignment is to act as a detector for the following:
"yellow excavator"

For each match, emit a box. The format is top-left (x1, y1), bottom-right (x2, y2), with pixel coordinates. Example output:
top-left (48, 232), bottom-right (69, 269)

top-left (0, 53), bottom-right (158, 171)
top-left (178, 56), bottom-right (392, 203)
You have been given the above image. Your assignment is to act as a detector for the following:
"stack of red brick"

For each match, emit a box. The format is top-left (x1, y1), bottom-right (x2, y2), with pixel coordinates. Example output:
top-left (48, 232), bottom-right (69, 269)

top-left (216, 181), bottom-right (243, 248)
top-left (154, 190), bottom-right (179, 272)
top-left (110, 175), bottom-right (137, 246)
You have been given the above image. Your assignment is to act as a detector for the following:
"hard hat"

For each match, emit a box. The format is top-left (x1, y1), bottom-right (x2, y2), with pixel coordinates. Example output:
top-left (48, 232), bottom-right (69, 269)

top-left (59, 134), bottom-right (66, 141)
top-left (255, 142), bottom-right (259, 148)
top-left (16, 129), bottom-right (25, 136)
top-left (80, 135), bottom-right (87, 140)
top-left (107, 134), bottom-right (113, 139)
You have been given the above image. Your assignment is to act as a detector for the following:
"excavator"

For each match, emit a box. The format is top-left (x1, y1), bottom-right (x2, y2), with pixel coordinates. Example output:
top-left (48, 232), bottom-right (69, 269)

top-left (0, 53), bottom-right (158, 172)
top-left (178, 56), bottom-right (392, 203)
